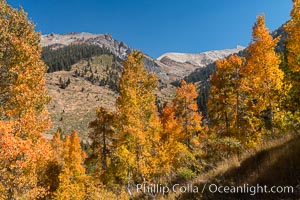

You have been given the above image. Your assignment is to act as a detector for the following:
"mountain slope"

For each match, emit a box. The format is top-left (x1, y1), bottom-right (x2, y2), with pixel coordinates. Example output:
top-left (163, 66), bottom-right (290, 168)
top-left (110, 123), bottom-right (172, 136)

top-left (42, 32), bottom-right (130, 59)
top-left (42, 32), bottom-right (244, 83)
top-left (45, 64), bottom-right (118, 140)
top-left (156, 46), bottom-right (244, 81)
top-left (157, 46), bottom-right (245, 66)
top-left (42, 32), bottom-right (168, 81)
top-left (41, 32), bottom-right (276, 138)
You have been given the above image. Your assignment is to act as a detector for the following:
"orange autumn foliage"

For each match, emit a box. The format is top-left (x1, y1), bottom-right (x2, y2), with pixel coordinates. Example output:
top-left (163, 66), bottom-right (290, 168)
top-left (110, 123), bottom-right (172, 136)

top-left (53, 131), bottom-right (87, 200)
top-left (0, 121), bottom-right (53, 199)
top-left (284, 0), bottom-right (300, 113)
top-left (173, 80), bottom-right (204, 149)
top-left (0, 1), bottom-right (51, 139)
top-left (208, 55), bottom-right (248, 141)
top-left (0, 2), bottom-right (54, 198)
top-left (243, 15), bottom-right (284, 138)
top-left (158, 104), bottom-right (190, 178)
top-left (285, 0), bottom-right (300, 73)
top-left (114, 51), bottom-right (161, 183)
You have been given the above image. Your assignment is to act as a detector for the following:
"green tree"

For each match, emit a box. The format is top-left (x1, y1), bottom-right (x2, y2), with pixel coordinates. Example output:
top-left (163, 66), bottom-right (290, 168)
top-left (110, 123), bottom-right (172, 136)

top-left (88, 107), bottom-right (115, 180)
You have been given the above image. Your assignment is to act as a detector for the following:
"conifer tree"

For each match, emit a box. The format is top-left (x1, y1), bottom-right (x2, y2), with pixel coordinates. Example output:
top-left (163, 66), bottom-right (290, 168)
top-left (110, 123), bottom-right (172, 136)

top-left (88, 107), bottom-right (115, 178)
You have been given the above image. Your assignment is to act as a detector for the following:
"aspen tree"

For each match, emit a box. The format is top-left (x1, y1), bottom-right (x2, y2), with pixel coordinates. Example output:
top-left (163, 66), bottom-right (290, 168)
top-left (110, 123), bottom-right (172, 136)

top-left (244, 15), bottom-right (283, 138)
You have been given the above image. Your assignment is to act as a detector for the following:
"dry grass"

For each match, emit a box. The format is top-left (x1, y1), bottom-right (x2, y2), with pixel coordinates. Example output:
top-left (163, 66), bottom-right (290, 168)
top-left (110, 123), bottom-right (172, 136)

top-left (178, 133), bottom-right (300, 199)
top-left (139, 133), bottom-right (300, 200)
top-left (195, 133), bottom-right (297, 183)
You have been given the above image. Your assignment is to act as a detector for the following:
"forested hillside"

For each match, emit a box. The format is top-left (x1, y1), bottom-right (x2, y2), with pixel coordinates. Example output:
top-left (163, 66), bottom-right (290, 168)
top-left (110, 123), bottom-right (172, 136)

top-left (0, 0), bottom-right (299, 199)
top-left (42, 44), bottom-right (114, 72)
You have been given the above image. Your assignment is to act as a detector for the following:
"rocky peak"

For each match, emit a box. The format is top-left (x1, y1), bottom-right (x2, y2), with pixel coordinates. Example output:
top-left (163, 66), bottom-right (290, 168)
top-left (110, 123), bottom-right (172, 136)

top-left (41, 32), bottom-right (131, 60)
top-left (41, 32), bottom-right (169, 82)
top-left (156, 46), bottom-right (245, 81)
top-left (157, 46), bottom-right (245, 67)
top-left (104, 32), bottom-right (113, 41)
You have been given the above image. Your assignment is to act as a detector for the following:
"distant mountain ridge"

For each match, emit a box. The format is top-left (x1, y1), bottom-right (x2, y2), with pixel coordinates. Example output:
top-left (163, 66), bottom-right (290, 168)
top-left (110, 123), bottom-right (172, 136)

top-left (40, 32), bottom-right (247, 137)
top-left (42, 32), bottom-right (169, 82)
top-left (41, 32), bottom-right (245, 82)
top-left (157, 46), bottom-right (245, 66)
top-left (156, 46), bottom-right (245, 81)
top-left (42, 32), bottom-right (130, 59)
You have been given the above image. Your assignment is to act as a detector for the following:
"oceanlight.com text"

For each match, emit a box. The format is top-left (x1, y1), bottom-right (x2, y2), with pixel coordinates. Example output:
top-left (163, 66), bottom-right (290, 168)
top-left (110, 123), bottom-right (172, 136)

top-left (207, 183), bottom-right (294, 196)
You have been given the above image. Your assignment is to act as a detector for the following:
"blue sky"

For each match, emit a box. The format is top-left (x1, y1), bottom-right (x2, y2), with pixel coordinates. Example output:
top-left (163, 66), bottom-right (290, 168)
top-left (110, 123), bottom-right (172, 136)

top-left (7, 0), bottom-right (292, 58)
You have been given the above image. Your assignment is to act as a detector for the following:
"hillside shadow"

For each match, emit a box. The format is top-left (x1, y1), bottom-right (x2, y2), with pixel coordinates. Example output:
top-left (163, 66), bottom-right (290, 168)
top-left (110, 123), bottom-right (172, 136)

top-left (179, 136), bottom-right (300, 200)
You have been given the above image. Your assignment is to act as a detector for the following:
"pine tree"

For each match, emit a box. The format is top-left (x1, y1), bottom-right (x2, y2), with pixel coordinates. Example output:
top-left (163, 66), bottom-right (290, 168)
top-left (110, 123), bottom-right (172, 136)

top-left (88, 107), bottom-right (115, 179)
